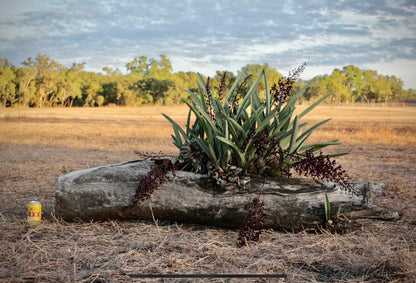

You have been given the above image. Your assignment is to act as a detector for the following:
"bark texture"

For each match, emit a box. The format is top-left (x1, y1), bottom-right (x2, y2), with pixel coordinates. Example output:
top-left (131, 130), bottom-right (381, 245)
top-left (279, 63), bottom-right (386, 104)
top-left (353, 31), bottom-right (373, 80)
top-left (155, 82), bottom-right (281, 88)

top-left (55, 160), bottom-right (399, 230)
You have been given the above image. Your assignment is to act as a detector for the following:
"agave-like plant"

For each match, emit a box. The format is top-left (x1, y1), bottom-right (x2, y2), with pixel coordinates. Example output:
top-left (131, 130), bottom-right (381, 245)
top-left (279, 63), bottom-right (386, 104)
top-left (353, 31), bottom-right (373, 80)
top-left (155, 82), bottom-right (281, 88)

top-left (163, 64), bottom-right (349, 187)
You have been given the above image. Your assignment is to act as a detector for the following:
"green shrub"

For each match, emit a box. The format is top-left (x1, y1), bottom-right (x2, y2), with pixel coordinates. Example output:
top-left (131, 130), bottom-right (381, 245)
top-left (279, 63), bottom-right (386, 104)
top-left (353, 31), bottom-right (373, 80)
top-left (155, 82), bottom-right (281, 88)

top-left (163, 64), bottom-right (350, 189)
top-left (136, 64), bottom-right (352, 247)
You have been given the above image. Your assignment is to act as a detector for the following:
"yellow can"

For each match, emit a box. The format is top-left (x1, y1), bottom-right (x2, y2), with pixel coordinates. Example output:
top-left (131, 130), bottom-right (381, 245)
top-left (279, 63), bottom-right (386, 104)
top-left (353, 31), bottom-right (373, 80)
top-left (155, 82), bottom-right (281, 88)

top-left (27, 201), bottom-right (42, 226)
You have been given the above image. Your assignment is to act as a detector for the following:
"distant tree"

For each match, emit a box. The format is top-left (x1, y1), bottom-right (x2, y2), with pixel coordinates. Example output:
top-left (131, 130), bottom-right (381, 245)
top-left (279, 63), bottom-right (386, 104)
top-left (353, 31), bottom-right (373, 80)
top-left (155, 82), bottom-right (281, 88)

top-left (341, 65), bottom-right (364, 102)
top-left (56, 63), bottom-right (85, 106)
top-left (122, 72), bottom-right (145, 106)
top-left (102, 66), bottom-right (113, 76)
top-left (387, 75), bottom-right (404, 102)
top-left (125, 55), bottom-right (175, 104)
top-left (164, 74), bottom-right (186, 105)
top-left (293, 78), bottom-right (307, 103)
top-left (95, 95), bottom-right (104, 106)
top-left (1, 53), bottom-right (414, 107)
top-left (364, 76), bottom-right (393, 103)
top-left (403, 89), bottom-right (416, 102)
top-left (208, 71), bottom-right (236, 100)
top-left (126, 55), bottom-right (173, 79)
top-left (136, 77), bottom-right (172, 105)
top-left (327, 69), bottom-right (351, 103)
top-left (15, 64), bottom-right (36, 106)
top-left (0, 59), bottom-right (17, 107)
top-left (360, 70), bottom-right (394, 103)
top-left (240, 64), bottom-right (283, 95)
top-left (126, 56), bottom-right (149, 75)
top-left (175, 71), bottom-right (200, 95)
top-left (302, 66), bottom-right (409, 104)
top-left (303, 75), bottom-right (329, 101)
top-left (147, 54), bottom-right (173, 78)
top-left (100, 81), bottom-right (123, 105)
top-left (81, 80), bottom-right (101, 106)
top-left (22, 54), bottom-right (63, 107)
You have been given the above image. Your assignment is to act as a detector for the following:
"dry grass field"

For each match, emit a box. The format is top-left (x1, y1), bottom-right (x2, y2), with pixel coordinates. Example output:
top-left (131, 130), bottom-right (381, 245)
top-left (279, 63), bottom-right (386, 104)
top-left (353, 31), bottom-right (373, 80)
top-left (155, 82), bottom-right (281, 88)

top-left (0, 105), bottom-right (415, 282)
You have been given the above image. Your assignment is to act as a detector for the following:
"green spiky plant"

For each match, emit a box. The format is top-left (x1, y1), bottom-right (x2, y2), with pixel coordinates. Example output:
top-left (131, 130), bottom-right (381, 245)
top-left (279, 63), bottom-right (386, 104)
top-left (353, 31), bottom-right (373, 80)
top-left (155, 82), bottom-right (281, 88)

top-left (163, 64), bottom-right (350, 188)
top-left (137, 63), bottom-right (352, 247)
top-left (324, 193), bottom-right (343, 226)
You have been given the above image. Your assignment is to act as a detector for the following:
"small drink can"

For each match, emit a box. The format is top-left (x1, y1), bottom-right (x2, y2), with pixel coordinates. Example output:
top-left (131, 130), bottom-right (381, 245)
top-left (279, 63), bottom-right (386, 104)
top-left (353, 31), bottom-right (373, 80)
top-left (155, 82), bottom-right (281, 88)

top-left (27, 201), bottom-right (42, 226)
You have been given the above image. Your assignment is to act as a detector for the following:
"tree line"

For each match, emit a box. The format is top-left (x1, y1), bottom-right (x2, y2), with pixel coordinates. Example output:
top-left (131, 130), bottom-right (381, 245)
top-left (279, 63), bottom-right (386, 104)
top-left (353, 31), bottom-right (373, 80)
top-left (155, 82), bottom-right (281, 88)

top-left (0, 54), bottom-right (414, 107)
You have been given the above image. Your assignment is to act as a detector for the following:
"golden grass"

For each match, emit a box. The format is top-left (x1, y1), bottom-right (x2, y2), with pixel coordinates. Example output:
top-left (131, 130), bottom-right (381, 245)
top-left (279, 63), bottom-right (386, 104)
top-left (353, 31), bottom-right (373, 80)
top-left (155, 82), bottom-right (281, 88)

top-left (0, 105), bottom-right (415, 282)
top-left (1, 104), bottom-right (415, 186)
top-left (1, 105), bottom-right (415, 154)
top-left (0, 106), bottom-right (187, 154)
top-left (295, 105), bottom-right (416, 146)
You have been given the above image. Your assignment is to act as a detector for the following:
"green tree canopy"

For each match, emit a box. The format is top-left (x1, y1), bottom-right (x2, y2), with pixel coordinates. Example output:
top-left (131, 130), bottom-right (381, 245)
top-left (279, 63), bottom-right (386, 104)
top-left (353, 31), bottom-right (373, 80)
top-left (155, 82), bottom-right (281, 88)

top-left (0, 59), bottom-right (17, 107)
top-left (136, 77), bottom-right (173, 105)
top-left (0, 53), bottom-right (414, 108)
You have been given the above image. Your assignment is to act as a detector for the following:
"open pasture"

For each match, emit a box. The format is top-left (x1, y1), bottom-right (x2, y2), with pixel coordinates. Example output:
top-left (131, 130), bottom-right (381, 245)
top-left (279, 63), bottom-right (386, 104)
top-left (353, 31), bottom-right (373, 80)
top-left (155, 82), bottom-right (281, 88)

top-left (0, 105), bottom-right (415, 282)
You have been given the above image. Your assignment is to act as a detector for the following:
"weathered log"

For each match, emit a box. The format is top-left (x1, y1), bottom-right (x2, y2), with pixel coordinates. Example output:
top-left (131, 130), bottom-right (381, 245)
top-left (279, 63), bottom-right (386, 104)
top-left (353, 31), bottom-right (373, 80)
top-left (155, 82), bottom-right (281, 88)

top-left (54, 160), bottom-right (399, 230)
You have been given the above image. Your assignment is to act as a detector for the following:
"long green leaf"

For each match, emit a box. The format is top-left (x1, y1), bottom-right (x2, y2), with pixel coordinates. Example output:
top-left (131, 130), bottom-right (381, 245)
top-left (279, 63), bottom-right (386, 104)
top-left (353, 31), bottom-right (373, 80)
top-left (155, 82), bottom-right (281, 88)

top-left (169, 134), bottom-right (180, 148)
top-left (255, 106), bottom-right (280, 136)
top-left (162, 113), bottom-right (189, 148)
top-left (282, 79), bottom-right (313, 114)
top-left (216, 136), bottom-right (246, 167)
top-left (184, 99), bottom-right (217, 134)
top-left (196, 79), bottom-right (208, 112)
top-left (296, 118), bottom-right (331, 145)
top-left (264, 68), bottom-right (271, 116)
top-left (225, 69), bottom-right (249, 105)
top-left (294, 132), bottom-right (312, 153)
top-left (225, 116), bottom-right (247, 148)
top-left (281, 87), bottom-right (301, 114)
top-left (268, 110), bottom-right (292, 138)
top-left (299, 140), bottom-right (342, 152)
top-left (185, 108), bottom-right (192, 136)
top-left (193, 136), bottom-right (219, 168)
top-left (328, 152), bottom-right (350, 157)
top-left (325, 194), bottom-right (331, 222)
top-left (288, 115), bottom-right (299, 154)
top-left (236, 66), bottom-right (266, 120)
top-left (298, 93), bottom-right (332, 120)
top-left (185, 90), bottom-right (202, 106)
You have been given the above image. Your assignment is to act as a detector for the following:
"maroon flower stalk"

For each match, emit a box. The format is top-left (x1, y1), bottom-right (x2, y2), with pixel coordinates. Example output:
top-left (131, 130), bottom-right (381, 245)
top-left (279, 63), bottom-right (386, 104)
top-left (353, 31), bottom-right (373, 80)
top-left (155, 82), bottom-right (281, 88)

top-left (270, 62), bottom-right (306, 107)
top-left (218, 72), bottom-right (227, 100)
top-left (288, 62), bottom-right (307, 80)
top-left (237, 186), bottom-right (265, 248)
top-left (230, 75), bottom-right (251, 113)
top-left (294, 149), bottom-right (353, 191)
top-left (134, 159), bottom-right (176, 203)
top-left (271, 77), bottom-right (295, 107)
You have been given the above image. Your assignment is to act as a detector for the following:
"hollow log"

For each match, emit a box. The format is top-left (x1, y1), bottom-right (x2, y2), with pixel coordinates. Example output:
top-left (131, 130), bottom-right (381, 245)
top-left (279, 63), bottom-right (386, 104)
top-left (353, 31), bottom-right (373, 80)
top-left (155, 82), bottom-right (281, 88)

top-left (54, 160), bottom-right (399, 230)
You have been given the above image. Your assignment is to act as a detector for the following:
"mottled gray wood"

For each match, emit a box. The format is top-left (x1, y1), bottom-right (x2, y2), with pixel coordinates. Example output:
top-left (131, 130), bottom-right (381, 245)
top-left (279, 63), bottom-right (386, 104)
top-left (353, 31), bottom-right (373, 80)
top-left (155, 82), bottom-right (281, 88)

top-left (55, 160), bottom-right (399, 230)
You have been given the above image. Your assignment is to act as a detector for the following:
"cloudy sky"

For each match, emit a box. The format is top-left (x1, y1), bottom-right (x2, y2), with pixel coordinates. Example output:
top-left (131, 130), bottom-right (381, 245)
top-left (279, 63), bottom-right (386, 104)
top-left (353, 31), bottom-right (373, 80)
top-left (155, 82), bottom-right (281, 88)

top-left (1, 0), bottom-right (415, 88)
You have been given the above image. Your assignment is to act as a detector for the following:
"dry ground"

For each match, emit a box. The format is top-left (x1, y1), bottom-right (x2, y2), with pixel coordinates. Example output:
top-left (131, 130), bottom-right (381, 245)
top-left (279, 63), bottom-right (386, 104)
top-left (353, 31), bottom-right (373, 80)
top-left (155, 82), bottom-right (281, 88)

top-left (0, 105), bottom-right (415, 282)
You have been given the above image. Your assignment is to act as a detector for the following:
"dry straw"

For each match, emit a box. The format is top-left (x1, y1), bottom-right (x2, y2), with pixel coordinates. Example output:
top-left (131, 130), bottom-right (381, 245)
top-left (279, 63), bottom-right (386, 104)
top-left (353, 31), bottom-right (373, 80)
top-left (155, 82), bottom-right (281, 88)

top-left (0, 105), bottom-right (415, 281)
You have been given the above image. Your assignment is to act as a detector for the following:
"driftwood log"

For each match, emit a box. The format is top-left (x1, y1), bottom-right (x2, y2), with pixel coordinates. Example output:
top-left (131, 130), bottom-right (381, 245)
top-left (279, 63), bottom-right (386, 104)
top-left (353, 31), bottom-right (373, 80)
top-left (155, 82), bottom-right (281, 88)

top-left (54, 160), bottom-right (399, 231)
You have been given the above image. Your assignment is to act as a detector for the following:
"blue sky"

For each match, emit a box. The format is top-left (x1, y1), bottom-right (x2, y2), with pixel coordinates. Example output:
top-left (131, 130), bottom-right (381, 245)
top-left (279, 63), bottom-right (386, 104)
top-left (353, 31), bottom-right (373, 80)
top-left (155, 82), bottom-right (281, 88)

top-left (1, 0), bottom-right (415, 88)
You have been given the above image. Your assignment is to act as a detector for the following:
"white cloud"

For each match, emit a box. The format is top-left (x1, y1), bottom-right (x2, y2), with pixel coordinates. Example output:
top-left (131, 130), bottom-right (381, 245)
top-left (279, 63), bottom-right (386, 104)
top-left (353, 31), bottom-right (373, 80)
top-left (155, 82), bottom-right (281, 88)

top-left (0, 0), bottom-right (415, 88)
